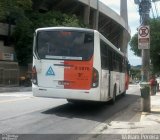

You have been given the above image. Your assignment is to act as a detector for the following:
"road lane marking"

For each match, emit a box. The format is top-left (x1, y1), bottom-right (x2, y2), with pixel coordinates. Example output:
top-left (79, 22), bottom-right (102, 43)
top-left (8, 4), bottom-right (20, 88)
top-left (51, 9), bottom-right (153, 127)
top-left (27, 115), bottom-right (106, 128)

top-left (0, 97), bottom-right (33, 104)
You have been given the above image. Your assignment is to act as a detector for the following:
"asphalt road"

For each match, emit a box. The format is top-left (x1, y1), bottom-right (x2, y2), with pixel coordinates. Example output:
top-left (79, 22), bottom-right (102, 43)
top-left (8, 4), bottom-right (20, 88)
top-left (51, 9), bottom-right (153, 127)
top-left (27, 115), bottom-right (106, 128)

top-left (0, 85), bottom-right (141, 139)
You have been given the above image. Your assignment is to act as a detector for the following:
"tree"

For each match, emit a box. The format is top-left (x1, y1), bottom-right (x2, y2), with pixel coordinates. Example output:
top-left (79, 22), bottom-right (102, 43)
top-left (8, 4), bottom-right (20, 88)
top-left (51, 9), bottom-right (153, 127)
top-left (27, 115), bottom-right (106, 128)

top-left (130, 66), bottom-right (141, 81)
top-left (0, 0), bottom-right (32, 21)
top-left (129, 18), bottom-right (160, 73)
top-left (129, 33), bottom-right (141, 57)
top-left (149, 19), bottom-right (160, 73)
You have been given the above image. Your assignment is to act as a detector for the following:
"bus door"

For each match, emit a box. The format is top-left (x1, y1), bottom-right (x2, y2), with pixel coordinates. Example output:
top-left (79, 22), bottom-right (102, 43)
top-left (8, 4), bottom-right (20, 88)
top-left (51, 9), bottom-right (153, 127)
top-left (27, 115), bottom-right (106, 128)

top-left (101, 69), bottom-right (110, 100)
top-left (100, 41), bottom-right (110, 101)
top-left (35, 30), bottom-right (94, 90)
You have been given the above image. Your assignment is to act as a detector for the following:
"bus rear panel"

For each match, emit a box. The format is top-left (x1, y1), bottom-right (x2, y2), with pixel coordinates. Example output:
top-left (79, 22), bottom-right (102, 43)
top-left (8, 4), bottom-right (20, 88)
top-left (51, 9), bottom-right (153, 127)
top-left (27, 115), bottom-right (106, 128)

top-left (32, 27), bottom-right (101, 101)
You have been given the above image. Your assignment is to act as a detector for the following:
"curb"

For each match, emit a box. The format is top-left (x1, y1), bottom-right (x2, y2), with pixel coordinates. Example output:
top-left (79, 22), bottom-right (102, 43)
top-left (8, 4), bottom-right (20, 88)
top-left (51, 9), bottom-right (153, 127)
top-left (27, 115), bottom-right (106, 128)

top-left (0, 87), bottom-right (32, 93)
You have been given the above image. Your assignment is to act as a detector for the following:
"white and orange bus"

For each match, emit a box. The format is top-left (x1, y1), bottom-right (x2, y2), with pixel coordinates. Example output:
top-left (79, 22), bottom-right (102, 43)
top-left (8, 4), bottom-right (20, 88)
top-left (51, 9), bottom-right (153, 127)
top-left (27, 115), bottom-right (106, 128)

top-left (32, 27), bottom-right (129, 103)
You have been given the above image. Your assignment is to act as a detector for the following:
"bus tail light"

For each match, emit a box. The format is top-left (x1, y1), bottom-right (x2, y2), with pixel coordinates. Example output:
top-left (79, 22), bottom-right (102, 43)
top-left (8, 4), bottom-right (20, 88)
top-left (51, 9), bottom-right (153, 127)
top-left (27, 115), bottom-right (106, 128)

top-left (92, 67), bottom-right (99, 88)
top-left (32, 66), bottom-right (38, 85)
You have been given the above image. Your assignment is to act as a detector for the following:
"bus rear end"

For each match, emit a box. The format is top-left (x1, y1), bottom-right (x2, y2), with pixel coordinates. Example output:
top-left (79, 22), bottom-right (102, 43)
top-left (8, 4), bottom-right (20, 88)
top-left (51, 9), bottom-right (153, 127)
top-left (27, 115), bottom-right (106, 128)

top-left (32, 27), bottom-right (100, 101)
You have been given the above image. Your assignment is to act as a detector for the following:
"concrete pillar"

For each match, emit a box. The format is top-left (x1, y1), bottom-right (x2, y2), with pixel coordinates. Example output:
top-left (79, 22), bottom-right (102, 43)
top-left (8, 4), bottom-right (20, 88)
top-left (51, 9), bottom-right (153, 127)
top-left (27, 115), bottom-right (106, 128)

top-left (120, 0), bottom-right (129, 56)
top-left (120, 30), bottom-right (129, 56)
top-left (120, 0), bottom-right (128, 24)
top-left (92, 10), bottom-right (97, 29)
top-left (83, 0), bottom-right (90, 25)
top-left (91, 0), bottom-right (99, 30)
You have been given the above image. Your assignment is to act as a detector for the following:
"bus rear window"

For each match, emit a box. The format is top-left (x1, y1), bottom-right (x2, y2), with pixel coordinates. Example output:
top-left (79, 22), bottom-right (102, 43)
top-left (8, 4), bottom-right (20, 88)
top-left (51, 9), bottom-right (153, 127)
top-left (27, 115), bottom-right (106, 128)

top-left (36, 30), bottom-right (94, 61)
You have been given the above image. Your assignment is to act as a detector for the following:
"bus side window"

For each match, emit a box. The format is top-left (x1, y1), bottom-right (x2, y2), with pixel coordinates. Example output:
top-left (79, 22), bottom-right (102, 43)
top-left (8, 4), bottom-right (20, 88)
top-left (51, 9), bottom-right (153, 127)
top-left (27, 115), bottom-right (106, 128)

top-left (100, 40), bottom-right (109, 70)
top-left (119, 56), bottom-right (123, 72)
top-left (123, 58), bottom-right (126, 73)
top-left (112, 52), bottom-right (116, 71)
top-left (108, 49), bottom-right (113, 71)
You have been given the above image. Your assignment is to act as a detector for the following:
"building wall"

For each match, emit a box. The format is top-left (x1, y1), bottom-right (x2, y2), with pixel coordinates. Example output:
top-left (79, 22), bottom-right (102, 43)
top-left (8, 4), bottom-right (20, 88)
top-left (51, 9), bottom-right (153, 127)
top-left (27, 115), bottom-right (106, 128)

top-left (0, 41), bottom-right (14, 53)
top-left (0, 41), bottom-right (15, 61)
top-left (0, 22), bottom-right (19, 86)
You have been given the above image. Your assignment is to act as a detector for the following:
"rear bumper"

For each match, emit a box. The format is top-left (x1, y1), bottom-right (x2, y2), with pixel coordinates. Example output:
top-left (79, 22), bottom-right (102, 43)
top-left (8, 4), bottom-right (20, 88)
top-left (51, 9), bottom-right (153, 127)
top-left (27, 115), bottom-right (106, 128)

top-left (32, 85), bottom-right (100, 101)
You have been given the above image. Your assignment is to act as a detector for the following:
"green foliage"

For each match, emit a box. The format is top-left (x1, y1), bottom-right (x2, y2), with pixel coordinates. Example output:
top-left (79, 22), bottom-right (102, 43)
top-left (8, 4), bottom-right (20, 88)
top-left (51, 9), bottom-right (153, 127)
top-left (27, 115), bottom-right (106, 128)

top-left (130, 67), bottom-right (141, 80)
top-left (13, 17), bottom-right (33, 65)
top-left (129, 33), bottom-right (141, 57)
top-left (16, 0), bottom-right (32, 10)
top-left (149, 19), bottom-right (160, 73)
top-left (0, 0), bottom-right (32, 21)
top-left (0, 0), bottom-right (8, 20)
top-left (130, 18), bottom-right (160, 73)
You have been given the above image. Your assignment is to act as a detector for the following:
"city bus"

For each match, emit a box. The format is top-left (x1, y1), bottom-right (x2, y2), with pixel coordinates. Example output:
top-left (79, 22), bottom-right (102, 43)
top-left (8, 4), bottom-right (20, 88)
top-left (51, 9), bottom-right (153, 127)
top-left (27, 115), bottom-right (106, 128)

top-left (32, 27), bottom-right (129, 103)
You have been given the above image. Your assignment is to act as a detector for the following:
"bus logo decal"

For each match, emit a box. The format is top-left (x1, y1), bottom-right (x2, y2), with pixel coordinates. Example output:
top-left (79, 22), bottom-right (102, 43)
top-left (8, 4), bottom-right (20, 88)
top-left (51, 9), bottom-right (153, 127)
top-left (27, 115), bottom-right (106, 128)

top-left (46, 66), bottom-right (55, 76)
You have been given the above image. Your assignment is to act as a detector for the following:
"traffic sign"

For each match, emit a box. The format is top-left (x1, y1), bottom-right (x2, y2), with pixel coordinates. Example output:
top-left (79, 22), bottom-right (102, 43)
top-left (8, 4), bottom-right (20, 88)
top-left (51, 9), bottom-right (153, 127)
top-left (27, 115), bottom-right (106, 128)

top-left (138, 26), bottom-right (150, 49)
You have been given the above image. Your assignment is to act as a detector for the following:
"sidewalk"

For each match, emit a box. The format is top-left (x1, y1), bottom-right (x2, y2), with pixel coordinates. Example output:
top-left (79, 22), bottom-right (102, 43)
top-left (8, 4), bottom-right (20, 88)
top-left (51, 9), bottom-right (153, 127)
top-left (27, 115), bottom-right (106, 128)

top-left (0, 86), bottom-right (32, 93)
top-left (91, 91), bottom-right (160, 135)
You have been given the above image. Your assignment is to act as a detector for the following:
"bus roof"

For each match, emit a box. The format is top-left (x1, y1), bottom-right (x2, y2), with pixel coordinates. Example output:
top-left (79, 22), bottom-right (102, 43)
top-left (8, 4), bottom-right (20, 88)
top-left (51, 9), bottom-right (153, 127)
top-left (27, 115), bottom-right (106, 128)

top-left (36, 27), bottom-right (95, 33)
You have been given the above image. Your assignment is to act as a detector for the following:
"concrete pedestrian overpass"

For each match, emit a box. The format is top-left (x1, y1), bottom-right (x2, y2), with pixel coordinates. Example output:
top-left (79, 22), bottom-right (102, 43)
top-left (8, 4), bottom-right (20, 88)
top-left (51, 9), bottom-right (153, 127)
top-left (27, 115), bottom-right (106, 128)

top-left (34, 0), bottom-right (131, 55)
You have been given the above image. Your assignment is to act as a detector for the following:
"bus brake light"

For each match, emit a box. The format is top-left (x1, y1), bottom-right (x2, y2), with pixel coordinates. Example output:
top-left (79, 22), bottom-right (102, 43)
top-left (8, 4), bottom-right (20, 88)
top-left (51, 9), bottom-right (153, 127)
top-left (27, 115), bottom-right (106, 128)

top-left (32, 66), bottom-right (38, 85)
top-left (92, 68), bottom-right (99, 88)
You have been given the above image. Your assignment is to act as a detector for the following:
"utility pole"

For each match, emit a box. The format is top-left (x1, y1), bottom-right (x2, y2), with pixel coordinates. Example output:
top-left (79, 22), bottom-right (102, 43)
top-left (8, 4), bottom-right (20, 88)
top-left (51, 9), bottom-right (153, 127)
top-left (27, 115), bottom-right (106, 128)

top-left (120, 0), bottom-right (128, 24)
top-left (136, 0), bottom-right (151, 112)
top-left (140, 0), bottom-right (151, 81)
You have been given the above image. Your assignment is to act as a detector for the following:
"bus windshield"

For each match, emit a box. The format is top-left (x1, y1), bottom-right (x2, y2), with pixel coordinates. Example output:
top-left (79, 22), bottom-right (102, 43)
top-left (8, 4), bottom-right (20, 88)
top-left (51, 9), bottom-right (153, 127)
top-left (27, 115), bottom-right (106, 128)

top-left (36, 30), bottom-right (94, 61)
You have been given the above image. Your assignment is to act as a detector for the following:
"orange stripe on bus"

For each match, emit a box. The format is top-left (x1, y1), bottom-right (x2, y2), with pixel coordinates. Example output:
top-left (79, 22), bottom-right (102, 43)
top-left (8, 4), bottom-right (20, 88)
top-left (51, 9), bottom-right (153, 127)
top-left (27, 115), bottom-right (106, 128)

top-left (64, 58), bottom-right (93, 90)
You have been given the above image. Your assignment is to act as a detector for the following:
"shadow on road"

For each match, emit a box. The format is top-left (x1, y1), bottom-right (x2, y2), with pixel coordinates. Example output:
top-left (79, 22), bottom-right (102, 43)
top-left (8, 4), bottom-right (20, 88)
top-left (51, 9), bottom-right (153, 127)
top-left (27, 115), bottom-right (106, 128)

top-left (42, 94), bottom-right (141, 123)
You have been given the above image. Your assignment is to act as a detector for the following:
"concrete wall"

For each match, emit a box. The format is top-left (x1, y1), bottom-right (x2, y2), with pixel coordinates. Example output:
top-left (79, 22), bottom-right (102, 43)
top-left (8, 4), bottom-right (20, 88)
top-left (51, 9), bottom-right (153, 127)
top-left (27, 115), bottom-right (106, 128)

top-left (0, 23), bottom-right (18, 86)
top-left (0, 41), bottom-right (14, 53)
top-left (0, 22), bottom-right (15, 60)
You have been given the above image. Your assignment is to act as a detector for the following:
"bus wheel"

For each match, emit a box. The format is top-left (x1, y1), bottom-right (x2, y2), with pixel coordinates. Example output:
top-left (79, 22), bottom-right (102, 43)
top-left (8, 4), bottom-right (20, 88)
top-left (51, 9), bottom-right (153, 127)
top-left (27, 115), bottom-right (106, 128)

top-left (111, 86), bottom-right (116, 104)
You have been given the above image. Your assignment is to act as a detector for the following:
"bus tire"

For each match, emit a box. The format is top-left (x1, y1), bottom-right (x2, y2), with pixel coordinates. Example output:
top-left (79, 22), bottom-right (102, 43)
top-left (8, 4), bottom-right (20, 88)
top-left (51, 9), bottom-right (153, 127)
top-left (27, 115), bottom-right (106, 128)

top-left (110, 86), bottom-right (116, 104)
